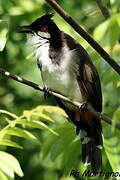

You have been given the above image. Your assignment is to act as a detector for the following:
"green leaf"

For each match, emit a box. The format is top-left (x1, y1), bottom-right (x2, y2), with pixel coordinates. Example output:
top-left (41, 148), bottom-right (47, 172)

top-left (115, 13), bottom-right (120, 26)
top-left (0, 139), bottom-right (23, 149)
top-left (0, 151), bottom-right (24, 177)
top-left (0, 20), bottom-right (9, 51)
top-left (50, 125), bottom-right (76, 161)
top-left (17, 119), bottom-right (59, 136)
top-left (0, 130), bottom-right (7, 141)
top-left (117, 81), bottom-right (120, 88)
top-left (0, 169), bottom-right (12, 180)
top-left (41, 122), bottom-right (75, 159)
top-left (37, 106), bottom-right (67, 117)
top-left (93, 20), bottom-right (109, 41)
top-left (28, 105), bottom-right (67, 122)
top-left (62, 140), bottom-right (80, 175)
top-left (104, 136), bottom-right (120, 177)
top-left (112, 107), bottom-right (120, 132)
top-left (41, 122), bottom-right (80, 175)
top-left (6, 127), bottom-right (40, 143)
top-left (41, 133), bottom-right (59, 159)
top-left (0, 110), bottom-right (18, 119)
top-left (109, 21), bottom-right (120, 47)
top-left (0, 161), bottom-right (14, 179)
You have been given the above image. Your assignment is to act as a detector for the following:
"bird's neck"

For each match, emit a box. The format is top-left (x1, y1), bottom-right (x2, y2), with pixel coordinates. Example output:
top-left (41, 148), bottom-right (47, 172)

top-left (49, 29), bottom-right (63, 50)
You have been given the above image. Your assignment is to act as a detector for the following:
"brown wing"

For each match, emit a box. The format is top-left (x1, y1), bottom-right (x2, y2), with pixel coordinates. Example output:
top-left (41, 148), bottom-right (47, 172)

top-left (63, 32), bottom-right (102, 113)
top-left (77, 59), bottom-right (102, 113)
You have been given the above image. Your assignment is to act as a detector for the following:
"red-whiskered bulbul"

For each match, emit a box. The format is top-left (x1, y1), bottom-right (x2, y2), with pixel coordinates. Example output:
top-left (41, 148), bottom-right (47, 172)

top-left (18, 13), bottom-right (103, 171)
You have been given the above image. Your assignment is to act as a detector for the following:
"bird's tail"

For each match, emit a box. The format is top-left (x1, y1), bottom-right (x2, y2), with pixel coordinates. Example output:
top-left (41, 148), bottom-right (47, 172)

top-left (77, 116), bottom-right (103, 172)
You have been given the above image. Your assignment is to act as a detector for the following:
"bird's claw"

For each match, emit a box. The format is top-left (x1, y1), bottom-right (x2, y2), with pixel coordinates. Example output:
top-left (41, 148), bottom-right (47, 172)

top-left (79, 103), bottom-right (88, 112)
top-left (43, 85), bottom-right (51, 99)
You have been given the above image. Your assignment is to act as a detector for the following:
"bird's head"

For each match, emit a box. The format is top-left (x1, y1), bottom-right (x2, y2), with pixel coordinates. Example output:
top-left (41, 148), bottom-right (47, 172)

top-left (18, 13), bottom-right (60, 40)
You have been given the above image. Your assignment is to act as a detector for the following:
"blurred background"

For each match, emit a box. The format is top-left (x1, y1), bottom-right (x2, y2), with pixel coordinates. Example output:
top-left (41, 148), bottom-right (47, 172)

top-left (0, 0), bottom-right (120, 179)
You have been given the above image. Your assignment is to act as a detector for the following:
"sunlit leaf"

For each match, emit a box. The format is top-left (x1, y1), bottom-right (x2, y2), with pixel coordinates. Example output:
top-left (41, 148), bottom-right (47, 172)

top-left (109, 21), bottom-right (120, 47)
top-left (31, 105), bottom-right (68, 122)
top-left (0, 160), bottom-right (14, 179)
top-left (117, 81), bottom-right (120, 88)
top-left (0, 109), bottom-right (18, 119)
top-left (93, 20), bottom-right (109, 41)
top-left (0, 20), bottom-right (9, 51)
top-left (0, 151), bottom-right (23, 177)
top-left (16, 119), bottom-right (59, 136)
top-left (18, 1), bottom-right (36, 12)
top-left (30, 110), bottom-right (54, 122)
top-left (0, 169), bottom-right (12, 180)
top-left (112, 107), bottom-right (120, 132)
top-left (0, 130), bottom-right (7, 141)
top-left (23, 110), bottom-right (32, 121)
top-left (9, 7), bottom-right (23, 16)
top-left (20, 106), bottom-right (67, 124)
top-left (37, 106), bottom-right (67, 117)
top-left (6, 127), bottom-right (40, 143)
top-left (115, 13), bottom-right (120, 26)
top-left (104, 136), bottom-right (120, 179)
top-left (0, 139), bottom-right (22, 149)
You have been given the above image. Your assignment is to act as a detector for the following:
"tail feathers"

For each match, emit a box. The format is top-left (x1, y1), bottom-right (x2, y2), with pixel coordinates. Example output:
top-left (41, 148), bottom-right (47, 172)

top-left (91, 146), bottom-right (102, 172)
top-left (82, 142), bottom-right (91, 165)
top-left (79, 128), bottom-right (102, 172)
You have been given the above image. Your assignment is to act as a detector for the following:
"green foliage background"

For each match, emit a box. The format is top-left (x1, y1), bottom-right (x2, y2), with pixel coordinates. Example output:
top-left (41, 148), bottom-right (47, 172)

top-left (0, 0), bottom-right (120, 179)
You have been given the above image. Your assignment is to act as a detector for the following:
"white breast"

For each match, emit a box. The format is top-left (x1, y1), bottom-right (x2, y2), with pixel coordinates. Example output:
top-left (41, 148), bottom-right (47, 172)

top-left (27, 34), bottom-right (85, 103)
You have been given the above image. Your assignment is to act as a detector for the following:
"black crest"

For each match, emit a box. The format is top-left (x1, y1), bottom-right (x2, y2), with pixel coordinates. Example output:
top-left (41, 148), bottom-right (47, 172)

top-left (42, 13), bottom-right (54, 21)
top-left (31, 13), bottom-right (54, 27)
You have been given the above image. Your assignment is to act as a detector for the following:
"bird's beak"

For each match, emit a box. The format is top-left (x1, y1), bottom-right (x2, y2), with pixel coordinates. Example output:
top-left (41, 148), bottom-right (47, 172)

top-left (17, 25), bottom-right (33, 33)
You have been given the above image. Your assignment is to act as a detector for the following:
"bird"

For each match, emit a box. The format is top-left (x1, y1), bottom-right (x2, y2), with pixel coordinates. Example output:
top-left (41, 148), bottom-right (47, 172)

top-left (18, 13), bottom-right (103, 172)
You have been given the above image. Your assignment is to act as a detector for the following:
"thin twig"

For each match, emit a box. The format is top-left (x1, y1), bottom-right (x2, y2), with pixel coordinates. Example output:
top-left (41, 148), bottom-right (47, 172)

top-left (0, 67), bottom-right (119, 129)
top-left (46, 0), bottom-right (120, 75)
top-left (96, 0), bottom-right (111, 19)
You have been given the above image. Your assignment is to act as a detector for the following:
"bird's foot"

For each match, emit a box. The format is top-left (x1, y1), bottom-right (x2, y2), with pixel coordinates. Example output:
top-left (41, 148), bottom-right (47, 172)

top-left (79, 103), bottom-right (88, 112)
top-left (43, 85), bottom-right (51, 99)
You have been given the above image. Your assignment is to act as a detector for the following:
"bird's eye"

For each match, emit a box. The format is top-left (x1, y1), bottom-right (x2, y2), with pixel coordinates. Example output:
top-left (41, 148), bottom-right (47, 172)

top-left (40, 26), bottom-right (48, 32)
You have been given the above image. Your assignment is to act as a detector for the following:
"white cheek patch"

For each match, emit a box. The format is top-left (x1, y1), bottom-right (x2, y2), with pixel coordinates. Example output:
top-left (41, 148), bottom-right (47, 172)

top-left (37, 31), bottom-right (50, 39)
top-left (27, 34), bottom-right (40, 46)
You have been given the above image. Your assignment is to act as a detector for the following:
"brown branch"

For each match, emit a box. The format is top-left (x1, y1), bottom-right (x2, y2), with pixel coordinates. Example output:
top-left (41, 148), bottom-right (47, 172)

top-left (46, 0), bottom-right (120, 75)
top-left (0, 67), bottom-right (120, 129)
top-left (96, 0), bottom-right (111, 19)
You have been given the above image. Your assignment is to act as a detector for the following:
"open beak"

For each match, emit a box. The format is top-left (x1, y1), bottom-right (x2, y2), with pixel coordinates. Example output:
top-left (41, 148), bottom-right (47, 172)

top-left (17, 25), bottom-right (33, 33)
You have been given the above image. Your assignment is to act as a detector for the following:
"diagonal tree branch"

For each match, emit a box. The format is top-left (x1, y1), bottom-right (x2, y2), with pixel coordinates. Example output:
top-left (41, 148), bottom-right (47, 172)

top-left (96, 0), bottom-right (111, 19)
top-left (0, 67), bottom-right (120, 129)
top-left (46, 0), bottom-right (120, 75)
